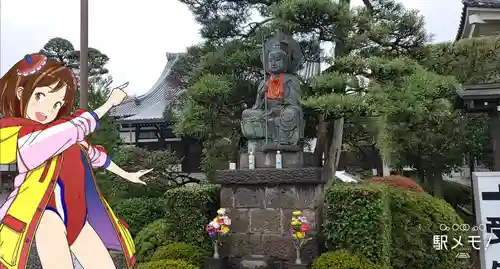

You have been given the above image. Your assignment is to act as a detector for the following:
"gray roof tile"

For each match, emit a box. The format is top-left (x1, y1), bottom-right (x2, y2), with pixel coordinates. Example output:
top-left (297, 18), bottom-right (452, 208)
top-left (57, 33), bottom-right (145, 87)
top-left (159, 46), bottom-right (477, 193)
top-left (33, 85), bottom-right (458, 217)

top-left (111, 53), bottom-right (183, 122)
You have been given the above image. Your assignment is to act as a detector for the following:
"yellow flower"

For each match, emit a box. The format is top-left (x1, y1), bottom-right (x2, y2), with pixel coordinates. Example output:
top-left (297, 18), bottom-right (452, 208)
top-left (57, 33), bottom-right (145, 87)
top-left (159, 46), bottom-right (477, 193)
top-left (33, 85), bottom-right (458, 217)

top-left (291, 219), bottom-right (299, 226)
top-left (296, 232), bottom-right (305, 239)
top-left (221, 226), bottom-right (229, 234)
top-left (293, 210), bottom-right (302, 216)
top-left (217, 208), bottom-right (227, 215)
top-left (292, 233), bottom-right (298, 238)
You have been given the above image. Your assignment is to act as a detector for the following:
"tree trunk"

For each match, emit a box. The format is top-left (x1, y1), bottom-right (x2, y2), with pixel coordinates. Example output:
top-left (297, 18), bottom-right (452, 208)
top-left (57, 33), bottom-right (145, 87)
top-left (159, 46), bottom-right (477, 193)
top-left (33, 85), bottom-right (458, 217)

top-left (381, 155), bottom-right (391, 177)
top-left (325, 118), bottom-right (344, 188)
top-left (314, 115), bottom-right (328, 166)
top-left (429, 170), bottom-right (443, 198)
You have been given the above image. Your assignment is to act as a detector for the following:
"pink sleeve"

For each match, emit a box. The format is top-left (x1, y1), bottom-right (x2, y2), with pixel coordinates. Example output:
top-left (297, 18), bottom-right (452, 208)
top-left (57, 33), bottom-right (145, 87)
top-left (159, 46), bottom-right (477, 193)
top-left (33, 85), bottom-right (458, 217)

top-left (16, 110), bottom-right (100, 172)
top-left (80, 140), bottom-right (111, 169)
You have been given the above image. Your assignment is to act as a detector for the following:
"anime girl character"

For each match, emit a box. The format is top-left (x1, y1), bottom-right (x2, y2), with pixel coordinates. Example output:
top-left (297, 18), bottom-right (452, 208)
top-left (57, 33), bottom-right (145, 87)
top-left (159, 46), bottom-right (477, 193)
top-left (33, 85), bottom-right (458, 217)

top-left (0, 53), bottom-right (151, 269)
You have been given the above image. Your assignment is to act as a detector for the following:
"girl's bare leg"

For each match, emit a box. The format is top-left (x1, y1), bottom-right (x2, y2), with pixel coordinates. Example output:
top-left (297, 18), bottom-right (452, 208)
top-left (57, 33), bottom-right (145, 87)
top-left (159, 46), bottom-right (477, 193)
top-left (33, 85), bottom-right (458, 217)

top-left (71, 221), bottom-right (116, 269)
top-left (35, 210), bottom-right (74, 269)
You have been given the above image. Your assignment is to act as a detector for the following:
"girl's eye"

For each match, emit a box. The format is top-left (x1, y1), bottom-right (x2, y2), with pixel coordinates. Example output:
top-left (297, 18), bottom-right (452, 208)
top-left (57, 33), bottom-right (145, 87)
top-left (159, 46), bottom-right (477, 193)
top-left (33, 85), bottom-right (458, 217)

top-left (53, 102), bottom-right (63, 110)
top-left (34, 93), bottom-right (45, 102)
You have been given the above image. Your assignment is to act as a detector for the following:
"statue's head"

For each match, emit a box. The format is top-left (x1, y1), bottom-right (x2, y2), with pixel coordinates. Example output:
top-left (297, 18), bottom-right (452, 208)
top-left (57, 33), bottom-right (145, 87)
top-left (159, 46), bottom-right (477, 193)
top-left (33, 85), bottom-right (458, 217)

top-left (267, 43), bottom-right (287, 73)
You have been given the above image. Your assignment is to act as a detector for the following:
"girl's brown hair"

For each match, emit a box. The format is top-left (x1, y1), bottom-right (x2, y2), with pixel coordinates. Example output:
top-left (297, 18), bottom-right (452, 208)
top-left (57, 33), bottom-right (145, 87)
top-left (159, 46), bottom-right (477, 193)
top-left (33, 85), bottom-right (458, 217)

top-left (0, 54), bottom-right (77, 118)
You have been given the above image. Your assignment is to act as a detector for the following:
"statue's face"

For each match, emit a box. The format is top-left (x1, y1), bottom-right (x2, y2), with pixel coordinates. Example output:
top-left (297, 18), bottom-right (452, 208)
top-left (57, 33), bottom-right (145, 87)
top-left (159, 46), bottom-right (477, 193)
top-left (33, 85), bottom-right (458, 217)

top-left (268, 50), bottom-right (286, 73)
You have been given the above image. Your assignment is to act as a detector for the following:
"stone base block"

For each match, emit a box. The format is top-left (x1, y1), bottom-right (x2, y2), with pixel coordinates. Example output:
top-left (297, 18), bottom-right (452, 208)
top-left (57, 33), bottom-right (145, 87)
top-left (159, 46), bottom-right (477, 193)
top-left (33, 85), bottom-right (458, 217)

top-left (240, 151), bottom-right (315, 169)
top-left (240, 255), bottom-right (275, 269)
top-left (215, 167), bottom-right (324, 185)
top-left (203, 257), bottom-right (229, 269)
top-left (286, 262), bottom-right (310, 269)
top-left (223, 234), bottom-right (318, 263)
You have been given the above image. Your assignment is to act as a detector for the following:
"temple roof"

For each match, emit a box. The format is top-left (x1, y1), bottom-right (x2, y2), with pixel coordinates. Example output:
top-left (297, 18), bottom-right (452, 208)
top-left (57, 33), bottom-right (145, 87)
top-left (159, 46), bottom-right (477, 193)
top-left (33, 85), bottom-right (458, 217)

top-left (112, 52), bottom-right (320, 124)
top-left (111, 52), bottom-right (184, 123)
top-left (456, 0), bottom-right (500, 40)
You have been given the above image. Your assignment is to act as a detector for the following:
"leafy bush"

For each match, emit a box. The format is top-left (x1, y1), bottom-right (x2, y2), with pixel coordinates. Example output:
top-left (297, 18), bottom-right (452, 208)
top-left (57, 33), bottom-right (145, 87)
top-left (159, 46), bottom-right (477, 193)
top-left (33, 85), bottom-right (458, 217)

top-left (137, 259), bottom-right (198, 269)
top-left (390, 190), bottom-right (466, 269)
top-left (151, 243), bottom-right (206, 266)
top-left (134, 219), bottom-right (175, 262)
top-left (134, 184), bottom-right (220, 262)
top-left (324, 183), bottom-right (466, 269)
top-left (365, 175), bottom-right (424, 192)
top-left (442, 180), bottom-right (472, 209)
top-left (324, 183), bottom-right (391, 266)
top-left (97, 146), bottom-right (187, 205)
top-left (163, 184), bottom-right (220, 250)
top-left (312, 250), bottom-right (388, 269)
top-left (113, 197), bottom-right (165, 236)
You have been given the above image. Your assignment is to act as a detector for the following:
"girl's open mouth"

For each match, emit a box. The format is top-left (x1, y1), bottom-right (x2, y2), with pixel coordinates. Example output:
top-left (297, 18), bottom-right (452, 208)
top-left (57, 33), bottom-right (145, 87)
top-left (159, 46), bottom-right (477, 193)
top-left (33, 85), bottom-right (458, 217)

top-left (35, 112), bottom-right (47, 121)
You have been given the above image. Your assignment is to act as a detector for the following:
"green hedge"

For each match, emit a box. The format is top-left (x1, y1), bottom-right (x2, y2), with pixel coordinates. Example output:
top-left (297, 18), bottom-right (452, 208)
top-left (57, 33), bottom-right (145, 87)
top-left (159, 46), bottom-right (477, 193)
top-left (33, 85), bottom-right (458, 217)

top-left (390, 190), bottom-right (465, 269)
top-left (134, 184), bottom-right (220, 262)
top-left (113, 197), bottom-right (165, 236)
top-left (137, 259), bottom-right (198, 269)
top-left (134, 219), bottom-right (174, 262)
top-left (151, 242), bottom-right (206, 266)
top-left (324, 183), bottom-right (466, 269)
top-left (324, 183), bottom-right (391, 266)
top-left (312, 250), bottom-right (388, 269)
top-left (163, 184), bottom-right (220, 250)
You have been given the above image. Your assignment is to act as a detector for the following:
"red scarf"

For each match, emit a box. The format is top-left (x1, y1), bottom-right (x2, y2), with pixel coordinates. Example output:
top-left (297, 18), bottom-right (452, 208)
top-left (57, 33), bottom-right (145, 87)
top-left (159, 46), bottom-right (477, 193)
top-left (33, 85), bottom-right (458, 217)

top-left (266, 74), bottom-right (285, 100)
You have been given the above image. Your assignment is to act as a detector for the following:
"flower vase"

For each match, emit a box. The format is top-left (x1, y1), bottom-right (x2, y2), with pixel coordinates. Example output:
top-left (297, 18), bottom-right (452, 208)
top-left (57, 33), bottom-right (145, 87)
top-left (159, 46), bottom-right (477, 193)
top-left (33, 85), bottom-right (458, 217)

top-left (285, 246), bottom-right (310, 269)
top-left (203, 241), bottom-right (228, 269)
top-left (213, 240), bottom-right (220, 259)
top-left (295, 246), bottom-right (301, 264)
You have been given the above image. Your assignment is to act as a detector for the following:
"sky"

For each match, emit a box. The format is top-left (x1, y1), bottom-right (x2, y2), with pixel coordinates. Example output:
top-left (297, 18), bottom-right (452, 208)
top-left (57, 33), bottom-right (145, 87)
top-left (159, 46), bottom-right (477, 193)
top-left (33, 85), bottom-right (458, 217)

top-left (0, 0), bottom-right (463, 96)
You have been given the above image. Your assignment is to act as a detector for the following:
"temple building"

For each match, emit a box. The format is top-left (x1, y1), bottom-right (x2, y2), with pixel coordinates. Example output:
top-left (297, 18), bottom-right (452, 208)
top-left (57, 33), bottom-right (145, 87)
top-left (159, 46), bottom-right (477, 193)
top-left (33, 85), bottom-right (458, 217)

top-left (451, 0), bottom-right (500, 181)
top-left (110, 52), bottom-right (202, 173)
top-left (457, 0), bottom-right (500, 39)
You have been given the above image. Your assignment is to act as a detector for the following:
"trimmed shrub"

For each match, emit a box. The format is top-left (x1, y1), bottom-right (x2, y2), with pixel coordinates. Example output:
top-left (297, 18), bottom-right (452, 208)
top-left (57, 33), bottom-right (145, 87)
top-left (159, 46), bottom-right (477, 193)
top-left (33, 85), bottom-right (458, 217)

top-left (163, 184), bottom-right (220, 250)
top-left (443, 180), bottom-right (472, 209)
top-left (365, 175), bottom-right (424, 192)
top-left (390, 190), bottom-right (466, 269)
top-left (312, 250), bottom-right (388, 269)
top-left (137, 259), bottom-right (198, 269)
top-left (113, 197), bottom-right (165, 236)
top-left (324, 183), bottom-right (466, 269)
top-left (324, 183), bottom-right (391, 266)
top-left (134, 184), bottom-right (220, 262)
top-left (151, 243), bottom-right (206, 266)
top-left (134, 219), bottom-right (175, 262)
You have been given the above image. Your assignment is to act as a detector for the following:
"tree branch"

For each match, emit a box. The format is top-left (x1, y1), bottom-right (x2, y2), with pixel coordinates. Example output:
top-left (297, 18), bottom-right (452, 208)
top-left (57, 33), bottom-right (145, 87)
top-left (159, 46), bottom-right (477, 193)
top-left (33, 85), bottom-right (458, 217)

top-left (362, 0), bottom-right (373, 12)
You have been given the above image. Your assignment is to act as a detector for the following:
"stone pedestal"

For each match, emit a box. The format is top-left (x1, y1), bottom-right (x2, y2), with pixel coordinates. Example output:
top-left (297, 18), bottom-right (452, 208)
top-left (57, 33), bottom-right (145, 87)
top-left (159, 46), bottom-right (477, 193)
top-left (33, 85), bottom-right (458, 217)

top-left (215, 167), bottom-right (325, 269)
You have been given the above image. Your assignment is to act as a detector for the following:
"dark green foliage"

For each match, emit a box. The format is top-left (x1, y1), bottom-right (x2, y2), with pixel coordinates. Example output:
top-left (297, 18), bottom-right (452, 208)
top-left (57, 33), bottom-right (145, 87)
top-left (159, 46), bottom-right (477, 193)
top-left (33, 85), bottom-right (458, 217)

top-left (134, 185), bottom-right (220, 262)
top-left (323, 183), bottom-right (466, 269)
top-left (389, 190), bottom-right (465, 269)
top-left (312, 250), bottom-right (388, 269)
top-left (442, 181), bottom-right (472, 210)
top-left (136, 259), bottom-right (198, 269)
top-left (151, 243), bottom-right (206, 266)
top-left (324, 183), bottom-right (391, 266)
top-left (96, 146), bottom-right (187, 206)
top-left (134, 219), bottom-right (174, 262)
top-left (163, 185), bottom-right (220, 250)
top-left (113, 197), bottom-right (165, 236)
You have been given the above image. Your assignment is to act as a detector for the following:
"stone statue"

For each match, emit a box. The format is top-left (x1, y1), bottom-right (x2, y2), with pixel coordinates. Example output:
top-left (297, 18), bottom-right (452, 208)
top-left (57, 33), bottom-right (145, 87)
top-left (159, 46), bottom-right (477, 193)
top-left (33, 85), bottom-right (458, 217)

top-left (241, 32), bottom-right (305, 152)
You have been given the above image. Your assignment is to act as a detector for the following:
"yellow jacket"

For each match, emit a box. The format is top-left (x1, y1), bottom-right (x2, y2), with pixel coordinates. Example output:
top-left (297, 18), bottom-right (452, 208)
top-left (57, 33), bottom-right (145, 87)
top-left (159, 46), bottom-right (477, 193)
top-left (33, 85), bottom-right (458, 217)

top-left (0, 120), bottom-right (136, 269)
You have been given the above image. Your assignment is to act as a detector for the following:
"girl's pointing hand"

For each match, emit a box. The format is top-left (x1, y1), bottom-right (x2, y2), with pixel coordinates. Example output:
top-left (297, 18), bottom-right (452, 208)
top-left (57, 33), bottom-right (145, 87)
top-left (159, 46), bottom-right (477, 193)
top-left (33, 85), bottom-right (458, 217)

top-left (124, 168), bottom-right (153, 185)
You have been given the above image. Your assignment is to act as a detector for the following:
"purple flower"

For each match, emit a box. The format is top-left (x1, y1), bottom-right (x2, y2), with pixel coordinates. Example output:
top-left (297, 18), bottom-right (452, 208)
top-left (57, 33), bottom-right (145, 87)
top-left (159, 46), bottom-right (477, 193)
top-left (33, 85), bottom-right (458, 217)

top-left (209, 232), bottom-right (216, 238)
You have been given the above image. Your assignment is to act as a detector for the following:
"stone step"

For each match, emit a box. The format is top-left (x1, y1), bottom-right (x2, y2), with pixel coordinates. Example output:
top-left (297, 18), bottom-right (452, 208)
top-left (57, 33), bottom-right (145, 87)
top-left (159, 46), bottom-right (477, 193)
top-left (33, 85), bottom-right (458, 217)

top-left (240, 255), bottom-right (274, 269)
